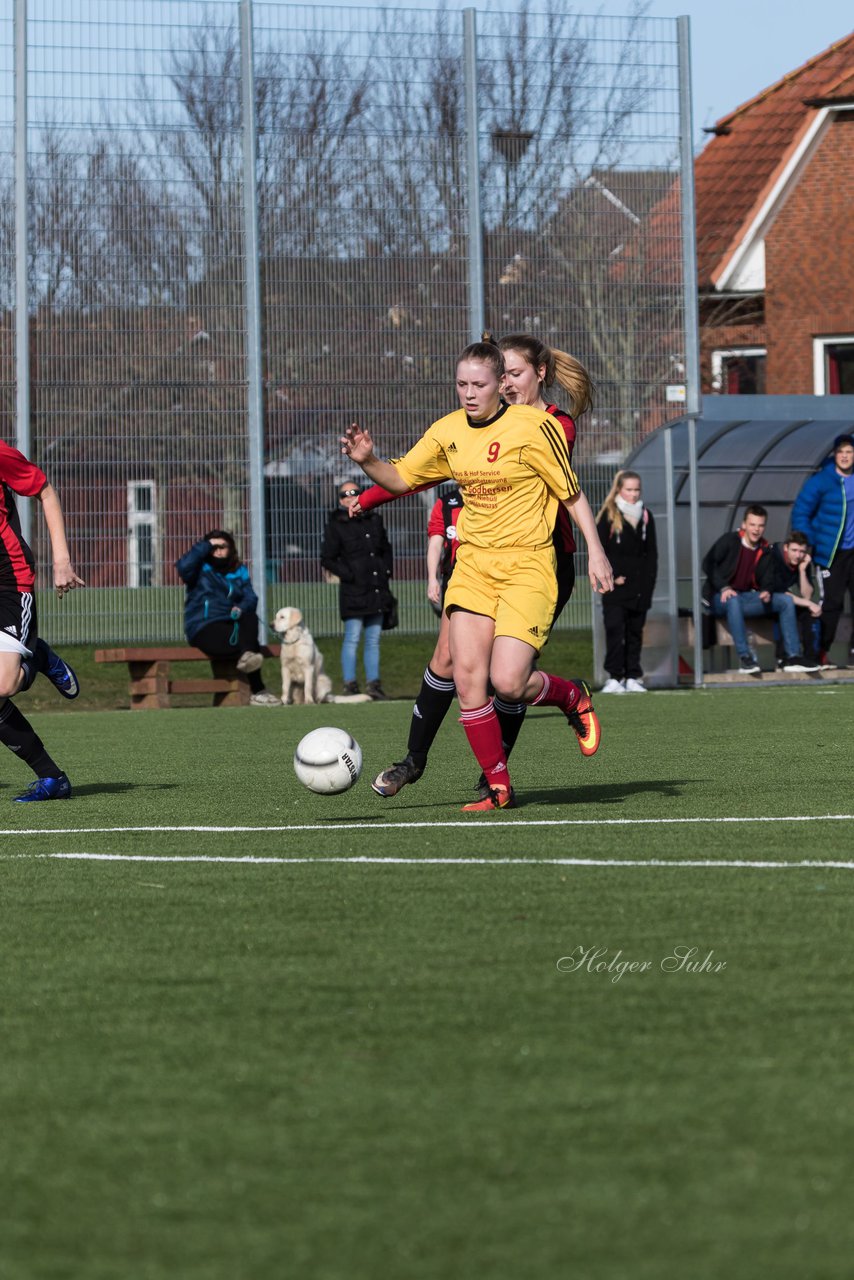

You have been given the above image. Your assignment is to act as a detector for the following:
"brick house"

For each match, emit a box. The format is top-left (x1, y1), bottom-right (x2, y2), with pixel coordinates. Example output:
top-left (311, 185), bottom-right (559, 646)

top-left (696, 32), bottom-right (854, 396)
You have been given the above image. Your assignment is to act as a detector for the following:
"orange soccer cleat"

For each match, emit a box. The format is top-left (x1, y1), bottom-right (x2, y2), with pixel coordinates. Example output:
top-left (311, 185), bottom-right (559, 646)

top-left (567, 680), bottom-right (601, 757)
top-left (461, 785), bottom-right (517, 812)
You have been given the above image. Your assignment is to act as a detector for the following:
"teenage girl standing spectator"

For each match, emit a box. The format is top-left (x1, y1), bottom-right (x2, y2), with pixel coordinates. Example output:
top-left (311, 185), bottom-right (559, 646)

top-left (596, 470), bottom-right (657, 693)
top-left (176, 531), bottom-right (279, 706)
top-left (321, 479), bottom-right (394, 700)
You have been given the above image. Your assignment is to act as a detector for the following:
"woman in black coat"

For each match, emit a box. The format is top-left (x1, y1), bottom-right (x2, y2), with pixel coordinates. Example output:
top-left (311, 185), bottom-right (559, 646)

top-left (596, 470), bottom-right (658, 693)
top-left (320, 479), bottom-right (394, 699)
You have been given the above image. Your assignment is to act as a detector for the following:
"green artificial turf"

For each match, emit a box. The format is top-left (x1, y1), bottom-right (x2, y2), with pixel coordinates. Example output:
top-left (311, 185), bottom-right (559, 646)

top-left (1, 688), bottom-right (853, 1279)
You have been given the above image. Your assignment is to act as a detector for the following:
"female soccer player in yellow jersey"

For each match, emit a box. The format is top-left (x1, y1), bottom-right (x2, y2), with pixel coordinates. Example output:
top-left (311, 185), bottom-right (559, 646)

top-left (340, 340), bottom-right (613, 811)
top-left (365, 332), bottom-right (594, 802)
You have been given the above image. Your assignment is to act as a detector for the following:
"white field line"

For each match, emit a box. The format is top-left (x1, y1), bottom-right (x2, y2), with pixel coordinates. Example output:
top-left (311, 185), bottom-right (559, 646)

top-left (18, 853), bottom-right (854, 869)
top-left (1, 813), bottom-right (854, 837)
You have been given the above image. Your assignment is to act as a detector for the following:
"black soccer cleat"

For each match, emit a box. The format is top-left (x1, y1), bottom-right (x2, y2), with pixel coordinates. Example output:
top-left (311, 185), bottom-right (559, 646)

top-left (371, 754), bottom-right (424, 797)
top-left (473, 772), bottom-right (492, 802)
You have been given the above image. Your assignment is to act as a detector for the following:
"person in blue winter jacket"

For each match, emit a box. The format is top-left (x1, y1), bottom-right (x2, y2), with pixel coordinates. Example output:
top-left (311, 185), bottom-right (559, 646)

top-left (791, 434), bottom-right (854, 666)
top-left (175, 531), bottom-right (279, 706)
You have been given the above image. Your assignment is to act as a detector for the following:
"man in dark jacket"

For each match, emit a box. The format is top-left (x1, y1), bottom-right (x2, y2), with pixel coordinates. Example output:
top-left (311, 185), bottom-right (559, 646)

top-left (702, 504), bottom-right (818, 674)
top-left (791, 434), bottom-right (854, 666)
top-left (767, 531), bottom-right (822, 666)
top-left (321, 480), bottom-right (394, 700)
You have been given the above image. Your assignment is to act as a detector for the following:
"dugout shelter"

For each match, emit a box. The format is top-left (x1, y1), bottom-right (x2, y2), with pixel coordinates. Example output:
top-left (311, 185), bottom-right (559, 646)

top-left (614, 395), bottom-right (854, 685)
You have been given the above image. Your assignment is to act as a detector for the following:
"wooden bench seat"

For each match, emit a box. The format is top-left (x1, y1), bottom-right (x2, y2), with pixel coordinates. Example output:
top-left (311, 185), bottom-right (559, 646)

top-left (95, 644), bottom-right (280, 710)
top-left (642, 613), bottom-right (851, 681)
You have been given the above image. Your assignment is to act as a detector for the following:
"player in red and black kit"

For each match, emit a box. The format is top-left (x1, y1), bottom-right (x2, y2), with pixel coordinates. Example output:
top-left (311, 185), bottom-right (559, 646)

top-left (359, 334), bottom-right (595, 799)
top-left (426, 485), bottom-right (463, 615)
top-left (0, 440), bottom-right (84, 801)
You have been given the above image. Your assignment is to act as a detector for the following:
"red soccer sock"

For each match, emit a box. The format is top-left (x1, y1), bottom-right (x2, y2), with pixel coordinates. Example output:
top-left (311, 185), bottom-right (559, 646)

top-left (529, 671), bottom-right (582, 713)
top-left (459, 701), bottom-right (511, 791)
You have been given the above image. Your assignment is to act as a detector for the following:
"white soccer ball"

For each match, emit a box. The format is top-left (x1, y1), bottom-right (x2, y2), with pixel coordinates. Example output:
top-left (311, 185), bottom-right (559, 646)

top-left (293, 726), bottom-right (363, 794)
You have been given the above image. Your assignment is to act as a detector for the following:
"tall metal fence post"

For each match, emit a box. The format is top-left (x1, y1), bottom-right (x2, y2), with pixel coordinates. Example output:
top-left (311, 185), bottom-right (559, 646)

top-left (677, 16), bottom-right (703, 687)
top-left (463, 8), bottom-right (484, 342)
top-left (14, 0), bottom-right (30, 544)
top-left (239, 0), bottom-right (267, 635)
top-left (663, 426), bottom-right (679, 685)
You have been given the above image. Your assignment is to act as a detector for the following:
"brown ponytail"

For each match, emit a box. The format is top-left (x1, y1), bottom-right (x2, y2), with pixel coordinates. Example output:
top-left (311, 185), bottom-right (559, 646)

top-left (497, 333), bottom-right (594, 418)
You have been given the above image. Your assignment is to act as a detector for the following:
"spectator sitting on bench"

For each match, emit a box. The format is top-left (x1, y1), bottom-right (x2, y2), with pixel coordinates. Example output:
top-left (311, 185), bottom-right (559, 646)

top-left (702, 505), bottom-right (819, 675)
top-left (175, 531), bottom-right (280, 706)
top-left (767, 531), bottom-right (822, 669)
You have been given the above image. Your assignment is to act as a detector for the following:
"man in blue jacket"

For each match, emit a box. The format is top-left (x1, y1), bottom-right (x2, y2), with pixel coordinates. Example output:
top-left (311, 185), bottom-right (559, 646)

top-left (792, 434), bottom-right (854, 667)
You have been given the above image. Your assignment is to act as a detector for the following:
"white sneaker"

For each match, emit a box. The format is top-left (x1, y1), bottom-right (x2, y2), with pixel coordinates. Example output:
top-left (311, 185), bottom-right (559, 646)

top-left (237, 650), bottom-right (264, 674)
top-left (624, 678), bottom-right (648, 693)
top-left (249, 690), bottom-right (280, 706)
top-left (601, 678), bottom-right (626, 694)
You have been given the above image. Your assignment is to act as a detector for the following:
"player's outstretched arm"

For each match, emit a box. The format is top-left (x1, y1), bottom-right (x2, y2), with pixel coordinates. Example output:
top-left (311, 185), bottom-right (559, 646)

top-left (353, 478), bottom-right (441, 517)
top-left (37, 483), bottom-right (85, 597)
top-left (563, 490), bottom-right (614, 594)
top-left (340, 423), bottom-right (409, 494)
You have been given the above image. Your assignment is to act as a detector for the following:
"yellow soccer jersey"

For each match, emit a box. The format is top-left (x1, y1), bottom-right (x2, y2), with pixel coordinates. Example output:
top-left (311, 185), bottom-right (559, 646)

top-left (393, 403), bottom-right (579, 550)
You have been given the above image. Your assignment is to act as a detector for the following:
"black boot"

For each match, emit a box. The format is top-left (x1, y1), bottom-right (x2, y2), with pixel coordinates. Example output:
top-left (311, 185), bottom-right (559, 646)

top-left (366, 680), bottom-right (388, 701)
top-left (342, 680), bottom-right (361, 695)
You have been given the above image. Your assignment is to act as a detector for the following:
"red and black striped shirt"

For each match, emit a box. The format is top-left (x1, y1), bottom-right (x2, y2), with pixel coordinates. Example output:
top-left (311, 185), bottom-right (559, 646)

top-left (0, 442), bottom-right (46, 591)
top-left (547, 404), bottom-right (577, 555)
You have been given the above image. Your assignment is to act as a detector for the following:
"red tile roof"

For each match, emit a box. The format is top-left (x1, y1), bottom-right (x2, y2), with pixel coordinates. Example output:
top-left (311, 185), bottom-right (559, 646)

top-left (694, 31), bottom-right (854, 287)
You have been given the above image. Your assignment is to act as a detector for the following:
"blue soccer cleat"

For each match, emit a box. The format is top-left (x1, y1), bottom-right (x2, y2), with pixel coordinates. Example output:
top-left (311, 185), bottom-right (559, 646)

top-left (13, 774), bottom-right (72, 803)
top-left (45, 649), bottom-right (79, 699)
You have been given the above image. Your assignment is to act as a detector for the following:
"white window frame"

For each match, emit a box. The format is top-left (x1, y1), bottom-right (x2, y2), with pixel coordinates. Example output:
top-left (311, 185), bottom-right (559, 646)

top-left (710, 347), bottom-right (767, 394)
top-left (127, 480), bottom-right (159, 588)
top-left (813, 335), bottom-right (854, 395)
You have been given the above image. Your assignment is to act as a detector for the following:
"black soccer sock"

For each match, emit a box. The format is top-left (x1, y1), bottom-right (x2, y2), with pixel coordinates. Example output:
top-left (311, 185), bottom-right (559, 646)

top-left (493, 697), bottom-right (528, 760)
top-left (248, 671), bottom-right (265, 694)
top-left (18, 638), bottom-right (51, 692)
top-left (18, 656), bottom-right (37, 692)
top-left (0, 700), bottom-right (63, 778)
top-left (406, 666), bottom-right (456, 768)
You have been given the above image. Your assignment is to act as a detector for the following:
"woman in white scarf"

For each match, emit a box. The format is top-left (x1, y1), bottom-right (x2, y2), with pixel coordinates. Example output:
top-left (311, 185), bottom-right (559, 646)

top-left (596, 471), bottom-right (658, 693)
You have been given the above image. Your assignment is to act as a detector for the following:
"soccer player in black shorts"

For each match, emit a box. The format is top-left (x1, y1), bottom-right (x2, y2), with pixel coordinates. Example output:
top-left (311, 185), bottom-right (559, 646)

top-left (0, 441), bottom-right (84, 801)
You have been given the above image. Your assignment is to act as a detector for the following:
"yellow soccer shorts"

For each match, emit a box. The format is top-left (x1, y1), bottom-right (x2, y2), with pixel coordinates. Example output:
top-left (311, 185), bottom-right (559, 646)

top-left (444, 543), bottom-right (557, 652)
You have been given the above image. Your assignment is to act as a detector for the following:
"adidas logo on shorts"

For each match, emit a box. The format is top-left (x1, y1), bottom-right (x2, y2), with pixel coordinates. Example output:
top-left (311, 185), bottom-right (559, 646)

top-left (528, 625), bottom-right (539, 637)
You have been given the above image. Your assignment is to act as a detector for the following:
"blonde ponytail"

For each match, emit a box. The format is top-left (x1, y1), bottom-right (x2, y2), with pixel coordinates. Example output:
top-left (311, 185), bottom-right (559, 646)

top-left (551, 348), bottom-right (594, 419)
